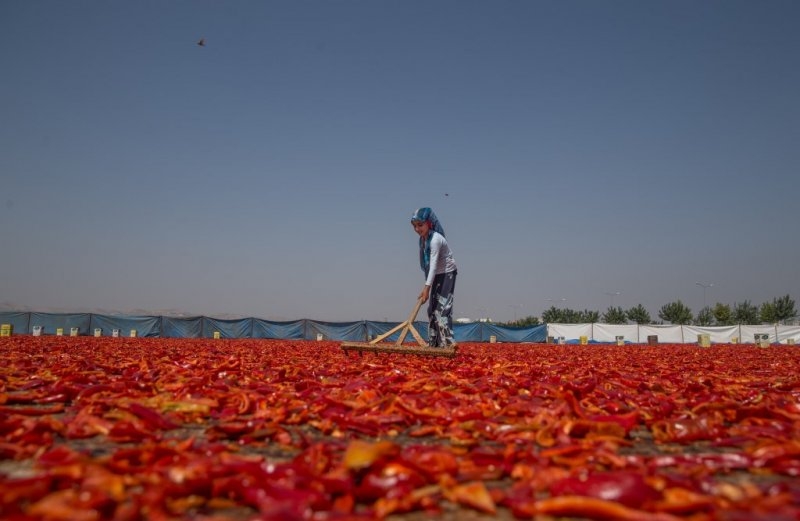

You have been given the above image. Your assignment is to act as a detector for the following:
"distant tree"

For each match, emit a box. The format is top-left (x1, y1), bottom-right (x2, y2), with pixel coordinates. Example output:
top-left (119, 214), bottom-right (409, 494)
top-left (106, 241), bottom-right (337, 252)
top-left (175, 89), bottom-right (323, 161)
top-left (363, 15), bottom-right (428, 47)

top-left (760, 301), bottom-right (777, 324)
top-left (712, 303), bottom-right (734, 326)
top-left (658, 300), bottom-right (693, 325)
top-left (541, 306), bottom-right (562, 324)
top-left (602, 306), bottom-right (627, 324)
top-left (772, 294), bottom-right (796, 324)
top-left (540, 307), bottom-right (599, 324)
top-left (733, 300), bottom-right (759, 324)
top-left (561, 309), bottom-right (583, 323)
top-left (625, 304), bottom-right (652, 324)
top-left (502, 315), bottom-right (540, 327)
top-left (538, 297), bottom-right (797, 326)
top-left (695, 306), bottom-right (714, 326)
top-left (581, 310), bottom-right (600, 323)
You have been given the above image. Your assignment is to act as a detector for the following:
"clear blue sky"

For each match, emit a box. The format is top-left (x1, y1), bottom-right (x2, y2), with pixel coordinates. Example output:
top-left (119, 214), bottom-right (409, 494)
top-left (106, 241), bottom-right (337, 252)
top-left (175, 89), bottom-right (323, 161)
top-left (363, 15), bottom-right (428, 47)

top-left (2, 1), bottom-right (798, 322)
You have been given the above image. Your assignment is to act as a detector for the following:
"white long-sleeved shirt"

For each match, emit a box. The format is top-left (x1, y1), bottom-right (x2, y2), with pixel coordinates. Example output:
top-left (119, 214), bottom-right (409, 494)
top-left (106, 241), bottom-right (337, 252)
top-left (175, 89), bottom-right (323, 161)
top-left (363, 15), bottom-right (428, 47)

top-left (425, 231), bottom-right (457, 286)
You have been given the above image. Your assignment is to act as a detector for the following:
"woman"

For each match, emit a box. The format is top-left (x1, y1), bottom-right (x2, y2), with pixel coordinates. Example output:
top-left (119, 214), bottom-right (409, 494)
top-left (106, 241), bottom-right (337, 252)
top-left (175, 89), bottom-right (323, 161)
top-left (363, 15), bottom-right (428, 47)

top-left (410, 208), bottom-right (458, 348)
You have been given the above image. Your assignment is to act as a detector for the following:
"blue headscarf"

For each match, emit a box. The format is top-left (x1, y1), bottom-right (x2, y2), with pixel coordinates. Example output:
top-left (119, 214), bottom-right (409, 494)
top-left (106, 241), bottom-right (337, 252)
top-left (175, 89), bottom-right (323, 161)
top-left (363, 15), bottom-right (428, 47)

top-left (411, 207), bottom-right (445, 276)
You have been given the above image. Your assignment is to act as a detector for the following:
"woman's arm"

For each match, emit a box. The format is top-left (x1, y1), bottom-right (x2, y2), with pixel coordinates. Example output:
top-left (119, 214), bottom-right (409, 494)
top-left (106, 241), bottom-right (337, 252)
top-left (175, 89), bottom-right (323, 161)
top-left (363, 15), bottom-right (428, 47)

top-left (419, 233), bottom-right (444, 302)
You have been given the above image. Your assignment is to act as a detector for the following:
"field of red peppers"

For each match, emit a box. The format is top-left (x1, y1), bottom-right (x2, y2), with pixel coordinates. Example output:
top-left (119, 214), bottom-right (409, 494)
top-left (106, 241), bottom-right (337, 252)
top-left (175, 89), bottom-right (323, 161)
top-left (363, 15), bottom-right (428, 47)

top-left (1, 337), bottom-right (800, 521)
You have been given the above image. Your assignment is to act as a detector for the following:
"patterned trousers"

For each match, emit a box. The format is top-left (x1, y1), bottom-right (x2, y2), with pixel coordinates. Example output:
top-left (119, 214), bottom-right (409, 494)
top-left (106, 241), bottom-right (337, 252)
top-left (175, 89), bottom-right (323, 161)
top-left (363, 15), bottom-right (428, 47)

top-left (427, 270), bottom-right (457, 347)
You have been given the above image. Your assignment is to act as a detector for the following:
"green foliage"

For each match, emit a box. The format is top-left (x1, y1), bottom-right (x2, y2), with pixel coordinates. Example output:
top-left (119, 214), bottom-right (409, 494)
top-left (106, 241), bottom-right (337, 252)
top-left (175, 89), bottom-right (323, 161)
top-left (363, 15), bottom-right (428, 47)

top-left (541, 306), bottom-right (562, 324)
top-left (560, 309), bottom-right (584, 323)
top-left (581, 310), bottom-right (600, 323)
top-left (532, 295), bottom-right (794, 325)
top-left (602, 306), bottom-right (627, 324)
top-left (695, 306), bottom-right (714, 326)
top-left (658, 300), bottom-right (693, 325)
top-left (712, 303), bottom-right (733, 326)
top-left (625, 304), bottom-right (652, 324)
top-left (771, 294), bottom-right (796, 324)
top-left (760, 301), bottom-right (777, 324)
top-left (733, 300), bottom-right (759, 324)
top-left (502, 315), bottom-right (541, 327)
top-left (541, 307), bottom-right (599, 324)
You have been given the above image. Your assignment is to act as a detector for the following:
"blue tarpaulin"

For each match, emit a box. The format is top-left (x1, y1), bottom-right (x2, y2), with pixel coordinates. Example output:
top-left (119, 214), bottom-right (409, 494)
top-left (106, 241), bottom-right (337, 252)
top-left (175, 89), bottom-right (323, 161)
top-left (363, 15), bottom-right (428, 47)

top-left (0, 312), bottom-right (31, 335)
top-left (2, 311), bottom-right (549, 342)
top-left (161, 317), bottom-right (203, 338)
top-left (483, 323), bottom-right (547, 342)
top-left (305, 321), bottom-right (366, 342)
top-left (89, 315), bottom-right (161, 337)
top-left (201, 317), bottom-right (253, 339)
top-left (454, 322), bottom-right (481, 342)
top-left (28, 313), bottom-right (92, 336)
top-left (252, 319), bottom-right (305, 339)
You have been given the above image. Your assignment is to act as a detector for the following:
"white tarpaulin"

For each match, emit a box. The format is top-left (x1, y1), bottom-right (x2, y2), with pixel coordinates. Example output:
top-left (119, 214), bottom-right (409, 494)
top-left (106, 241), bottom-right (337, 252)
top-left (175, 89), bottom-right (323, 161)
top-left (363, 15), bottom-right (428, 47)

top-left (634, 325), bottom-right (685, 343)
top-left (776, 326), bottom-right (800, 344)
top-left (547, 323), bottom-right (593, 342)
top-left (547, 323), bottom-right (800, 345)
top-left (592, 323), bottom-right (640, 343)
top-left (682, 325), bottom-right (740, 344)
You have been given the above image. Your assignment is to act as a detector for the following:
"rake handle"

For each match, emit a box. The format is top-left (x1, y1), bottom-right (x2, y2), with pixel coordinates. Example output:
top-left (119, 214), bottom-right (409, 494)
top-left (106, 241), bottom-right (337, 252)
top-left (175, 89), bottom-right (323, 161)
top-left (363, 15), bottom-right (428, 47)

top-left (397, 297), bottom-right (426, 345)
top-left (370, 297), bottom-right (426, 345)
top-left (407, 296), bottom-right (425, 324)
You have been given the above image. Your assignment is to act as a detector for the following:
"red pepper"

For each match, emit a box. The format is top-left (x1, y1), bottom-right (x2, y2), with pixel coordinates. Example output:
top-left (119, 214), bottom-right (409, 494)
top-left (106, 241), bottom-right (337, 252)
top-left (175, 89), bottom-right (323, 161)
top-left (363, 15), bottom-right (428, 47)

top-left (0, 403), bottom-right (65, 415)
top-left (108, 420), bottom-right (159, 442)
top-left (549, 470), bottom-right (662, 508)
top-left (651, 414), bottom-right (726, 443)
top-left (533, 495), bottom-right (686, 520)
top-left (355, 462), bottom-right (428, 501)
top-left (127, 402), bottom-right (178, 430)
top-left (0, 475), bottom-right (55, 509)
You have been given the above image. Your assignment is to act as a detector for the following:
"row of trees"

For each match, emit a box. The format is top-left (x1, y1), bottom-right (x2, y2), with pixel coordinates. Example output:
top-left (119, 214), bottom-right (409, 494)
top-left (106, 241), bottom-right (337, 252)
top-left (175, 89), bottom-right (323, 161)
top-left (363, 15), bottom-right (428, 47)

top-left (503, 295), bottom-right (796, 327)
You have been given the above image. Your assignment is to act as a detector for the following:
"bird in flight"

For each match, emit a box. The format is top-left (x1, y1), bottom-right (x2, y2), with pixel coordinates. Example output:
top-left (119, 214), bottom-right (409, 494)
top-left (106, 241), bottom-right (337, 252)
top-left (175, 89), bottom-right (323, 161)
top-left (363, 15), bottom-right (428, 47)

top-left (197, 38), bottom-right (206, 47)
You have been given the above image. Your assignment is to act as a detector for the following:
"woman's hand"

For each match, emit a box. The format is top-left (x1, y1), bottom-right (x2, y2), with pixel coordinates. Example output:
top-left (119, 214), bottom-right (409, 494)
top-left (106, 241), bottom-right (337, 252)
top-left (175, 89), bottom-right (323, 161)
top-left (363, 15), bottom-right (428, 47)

top-left (418, 285), bottom-right (431, 303)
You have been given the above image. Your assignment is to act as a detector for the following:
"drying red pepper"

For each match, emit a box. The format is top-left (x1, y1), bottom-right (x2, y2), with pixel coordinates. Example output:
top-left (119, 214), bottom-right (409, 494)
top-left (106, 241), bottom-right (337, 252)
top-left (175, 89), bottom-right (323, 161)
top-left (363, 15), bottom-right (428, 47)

top-left (126, 402), bottom-right (179, 430)
top-left (0, 337), bottom-right (799, 520)
top-left (549, 470), bottom-right (662, 508)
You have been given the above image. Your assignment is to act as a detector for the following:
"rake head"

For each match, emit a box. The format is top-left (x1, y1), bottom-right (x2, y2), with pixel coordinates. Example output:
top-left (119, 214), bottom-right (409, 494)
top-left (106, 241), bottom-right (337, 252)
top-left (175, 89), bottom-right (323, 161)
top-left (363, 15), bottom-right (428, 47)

top-left (341, 342), bottom-right (457, 358)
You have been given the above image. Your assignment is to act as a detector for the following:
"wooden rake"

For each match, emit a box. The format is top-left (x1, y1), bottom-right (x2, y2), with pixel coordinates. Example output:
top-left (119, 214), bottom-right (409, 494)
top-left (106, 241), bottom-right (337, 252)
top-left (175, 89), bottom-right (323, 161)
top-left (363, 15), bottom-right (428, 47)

top-left (341, 297), bottom-right (457, 358)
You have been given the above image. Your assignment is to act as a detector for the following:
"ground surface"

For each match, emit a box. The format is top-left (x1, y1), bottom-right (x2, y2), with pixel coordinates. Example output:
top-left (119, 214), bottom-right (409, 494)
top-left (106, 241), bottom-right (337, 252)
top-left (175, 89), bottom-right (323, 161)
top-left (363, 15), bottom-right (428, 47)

top-left (1, 337), bottom-right (799, 520)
